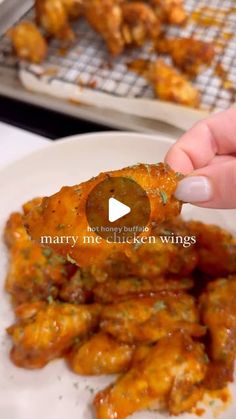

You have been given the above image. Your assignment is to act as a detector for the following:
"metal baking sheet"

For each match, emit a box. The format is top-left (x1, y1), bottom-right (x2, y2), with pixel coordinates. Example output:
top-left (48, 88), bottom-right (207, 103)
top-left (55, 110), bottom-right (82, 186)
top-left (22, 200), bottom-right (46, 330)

top-left (0, 0), bottom-right (236, 135)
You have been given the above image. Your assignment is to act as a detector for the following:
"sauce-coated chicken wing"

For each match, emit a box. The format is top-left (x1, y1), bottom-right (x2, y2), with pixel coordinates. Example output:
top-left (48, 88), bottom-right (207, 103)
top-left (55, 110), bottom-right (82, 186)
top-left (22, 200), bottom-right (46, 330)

top-left (100, 292), bottom-right (205, 343)
top-left (121, 2), bottom-right (160, 47)
top-left (200, 275), bottom-right (236, 388)
top-left (25, 163), bottom-right (182, 269)
top-left (8, 21), bottom-right (48, 63)
top-left (4, 212), bottom-right (72, 306)
top-left (186, 221), bottom-right (236, 277)
top-left (7, 302), bottom-right (100, 368)
top-left (93, 276), bottom-right (193, 303)
top-left (84, 0), bottom-right (124, 55)
top-left (147, 59), bottom-right (200, 107)
top-left (68, 332), bottom-right (134, 375)
top-left (156, 37), bottom-right (215, 77)
top-left (150, 0), bottom-right (187, 24)
top-left (94, 332), bottom-right (208, 418)
top-left (128, 59), bottom-right (200, 107)
top-left (35, 0), bottom-right (75, 40)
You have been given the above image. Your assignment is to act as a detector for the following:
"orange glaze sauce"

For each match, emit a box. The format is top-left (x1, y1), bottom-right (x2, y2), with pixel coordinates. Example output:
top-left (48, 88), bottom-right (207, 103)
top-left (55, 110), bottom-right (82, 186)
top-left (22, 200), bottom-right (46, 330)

top-left (190, 7), bottom-right (234, 27)
top-left (215, 63), bottom-right (234, 90)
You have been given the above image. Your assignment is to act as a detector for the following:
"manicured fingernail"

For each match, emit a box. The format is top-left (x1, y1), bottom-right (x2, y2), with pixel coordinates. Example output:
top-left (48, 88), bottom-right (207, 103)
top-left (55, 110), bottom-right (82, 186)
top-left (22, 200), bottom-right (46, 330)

top-left (175, 176), bottom-right (213, 203)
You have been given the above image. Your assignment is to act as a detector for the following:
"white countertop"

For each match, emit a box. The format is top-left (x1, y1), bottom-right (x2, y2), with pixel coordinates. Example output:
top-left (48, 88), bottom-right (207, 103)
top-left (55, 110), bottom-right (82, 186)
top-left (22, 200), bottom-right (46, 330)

top-left (0, 122), bottom-right (50, 169)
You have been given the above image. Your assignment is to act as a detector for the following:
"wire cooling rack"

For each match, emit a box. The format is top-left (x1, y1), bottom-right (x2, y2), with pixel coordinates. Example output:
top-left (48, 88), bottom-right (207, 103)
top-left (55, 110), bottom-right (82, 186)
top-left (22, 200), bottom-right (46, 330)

top-left (0, 0), bottom-right (236, 112)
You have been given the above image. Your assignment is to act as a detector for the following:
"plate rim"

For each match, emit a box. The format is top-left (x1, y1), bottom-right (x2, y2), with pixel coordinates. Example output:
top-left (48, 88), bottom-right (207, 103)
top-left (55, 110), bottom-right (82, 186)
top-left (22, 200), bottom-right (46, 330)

top-left (0, 131), bottom-right (175, 176)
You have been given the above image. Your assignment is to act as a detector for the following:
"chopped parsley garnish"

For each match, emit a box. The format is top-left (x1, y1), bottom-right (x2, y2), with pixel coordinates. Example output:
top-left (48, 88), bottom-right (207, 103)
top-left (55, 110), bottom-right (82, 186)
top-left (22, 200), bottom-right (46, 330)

top-left (159, 190), bottom-right (168, 205)
top-left (153, 300), bottom-right (166, 312)
top-left (42, 248), bottom-right (52, 258)
top-left (203, 353), bottom-right (210, 364)
top-left (47, 295), bottom-right (54, 304)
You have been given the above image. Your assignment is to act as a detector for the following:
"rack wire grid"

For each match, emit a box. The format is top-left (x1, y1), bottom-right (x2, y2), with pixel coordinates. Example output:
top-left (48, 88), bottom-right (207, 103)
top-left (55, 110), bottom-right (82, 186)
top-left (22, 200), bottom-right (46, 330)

top-left (0, 0), bottom-right (236, 112)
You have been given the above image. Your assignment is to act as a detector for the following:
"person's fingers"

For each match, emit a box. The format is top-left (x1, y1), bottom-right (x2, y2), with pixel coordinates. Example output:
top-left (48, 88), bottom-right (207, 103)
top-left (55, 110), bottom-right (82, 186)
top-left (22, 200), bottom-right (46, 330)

top-left (174, 159), bottom-right (236, 208)
top-left (207, 155), bottom-right (236, 166)
top-left (165, 107), bottom-right (236, 174)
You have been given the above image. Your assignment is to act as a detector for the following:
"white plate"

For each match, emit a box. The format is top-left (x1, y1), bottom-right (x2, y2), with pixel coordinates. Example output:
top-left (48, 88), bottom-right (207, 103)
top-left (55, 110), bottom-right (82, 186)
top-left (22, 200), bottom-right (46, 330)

top-left (0, 132), bottom-right (236, 419)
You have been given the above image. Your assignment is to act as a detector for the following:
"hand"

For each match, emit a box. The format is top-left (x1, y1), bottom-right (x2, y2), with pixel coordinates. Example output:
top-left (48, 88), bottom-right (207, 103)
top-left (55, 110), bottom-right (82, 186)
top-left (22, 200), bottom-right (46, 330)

top-left (165, 107), bottom-right (236, 209)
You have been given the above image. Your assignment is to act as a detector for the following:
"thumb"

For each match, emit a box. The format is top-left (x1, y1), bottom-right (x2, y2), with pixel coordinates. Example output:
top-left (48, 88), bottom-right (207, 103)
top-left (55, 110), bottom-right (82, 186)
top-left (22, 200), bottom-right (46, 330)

top-left (174, 159), bottom-right (236, 209)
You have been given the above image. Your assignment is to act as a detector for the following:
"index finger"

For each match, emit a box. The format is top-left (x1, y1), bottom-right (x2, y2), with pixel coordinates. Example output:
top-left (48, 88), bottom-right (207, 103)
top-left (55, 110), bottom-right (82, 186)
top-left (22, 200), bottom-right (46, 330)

top-left (165, 107), bottom-right (236, 174)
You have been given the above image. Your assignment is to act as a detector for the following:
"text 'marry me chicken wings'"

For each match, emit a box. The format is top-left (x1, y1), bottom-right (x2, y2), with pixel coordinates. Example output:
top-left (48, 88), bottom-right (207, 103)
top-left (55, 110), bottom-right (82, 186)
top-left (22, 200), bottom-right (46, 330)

top-left (24, 163), bottom-right (182, 268)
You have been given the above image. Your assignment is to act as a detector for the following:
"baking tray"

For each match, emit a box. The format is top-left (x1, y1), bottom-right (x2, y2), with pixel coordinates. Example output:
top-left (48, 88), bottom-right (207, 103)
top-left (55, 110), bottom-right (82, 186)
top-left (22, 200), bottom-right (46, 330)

top-left (0, 0), bottom-right (236, 135)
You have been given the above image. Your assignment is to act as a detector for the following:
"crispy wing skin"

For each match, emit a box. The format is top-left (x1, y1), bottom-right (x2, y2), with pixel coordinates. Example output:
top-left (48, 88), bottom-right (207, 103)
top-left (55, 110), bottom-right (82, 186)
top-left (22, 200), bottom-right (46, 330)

top-left (100, 292), bottom-right (205, 343)
top-left (7, 302), bottom-right (100, 368)
top-left (147, 59), bottom-right (200, 107)
top-left (84, 0), bottom-right (124, 55)
top-left (25, 163), bottom-right (181, 269)
top-left (200, 275), bottom-right (236, 388)
top-left (150, 0), bottom-right (187, 24)
top-left (121, 2), bottom-right (160, 47)
top-left (93, 276), bottom-right (193, 303)
top-left (68, 332), bottom-right (134, 375)
top-left (94, 332), bottom-right (208, 418)
top-left (35, 0), bottom-right (75, 40)
top-left (156, 37), bottom-right (215, 77)
top-left (8, 21), bottom-right (47, 63)
top-left (186, 221), bottom-right (236, 277)
top-left (4, 212), bottom-right (73, 306)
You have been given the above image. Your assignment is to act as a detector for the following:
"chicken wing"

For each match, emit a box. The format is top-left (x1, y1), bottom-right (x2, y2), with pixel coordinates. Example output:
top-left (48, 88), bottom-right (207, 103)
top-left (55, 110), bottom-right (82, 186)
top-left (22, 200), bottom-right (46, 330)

top-left (156, 37), bottom-right (215, 77)
top-left (8, 21), bottom-right (48, 64)
top-left (67, 332), bottom-right (134, 375)
top-left (24, 163), bottom-right (182, 269)
top-left (93, 276), bottom-right (193, 303)
top-left (121, 2), bottom-right (160, 47)
top-left (186, 220), bottom-right (236, 277)
top-left (200, 275), bottom-right (236, 388)
top-left (94, 331), bottom-right (208, 418)
top-left (150, 0), bottom-right (187, 24)
top-left (35, 0), bottom-right (75, 40)
top-left (100, 292), bottom-right (205, 343)
top-left (128, 58), bottom-right (200, 107)
top-left (147, 59), bottom-right (200, 107)
top-left (4, 212), bottom-right (73, 306)
top-left (83, 0), bottom-right (124, 55)
top-left (7, 302), bottom-right (100, 368)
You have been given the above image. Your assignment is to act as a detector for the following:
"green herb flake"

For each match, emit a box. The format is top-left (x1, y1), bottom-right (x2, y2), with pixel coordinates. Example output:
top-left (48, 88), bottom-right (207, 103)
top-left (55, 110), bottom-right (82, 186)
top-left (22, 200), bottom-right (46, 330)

top-left (47, 295), bottom-right (54, 304)
top-left (203, 353), bottom-right (210, 364)
top-left (56, 223), bottom-right (65, 230)
top-left (176, 172), bottom-right (184, 179)
top-left (159, 190), bottom-right (168, 205)
top-left (42, 248), bottom-right (52, 258)
top-left (153, 300), bottom-right (166, 312)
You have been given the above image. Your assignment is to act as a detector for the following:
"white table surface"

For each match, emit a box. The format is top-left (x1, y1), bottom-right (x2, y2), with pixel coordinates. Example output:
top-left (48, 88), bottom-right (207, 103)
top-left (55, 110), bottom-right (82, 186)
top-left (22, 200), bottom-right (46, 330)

top-left (0, 122), bottom-right (50, 170)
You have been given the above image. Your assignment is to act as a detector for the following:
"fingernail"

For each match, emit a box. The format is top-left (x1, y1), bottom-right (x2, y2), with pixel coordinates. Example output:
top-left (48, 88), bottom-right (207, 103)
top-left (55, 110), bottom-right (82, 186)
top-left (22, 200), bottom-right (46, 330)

top-left (175, 176), bottom-right (213, 203)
